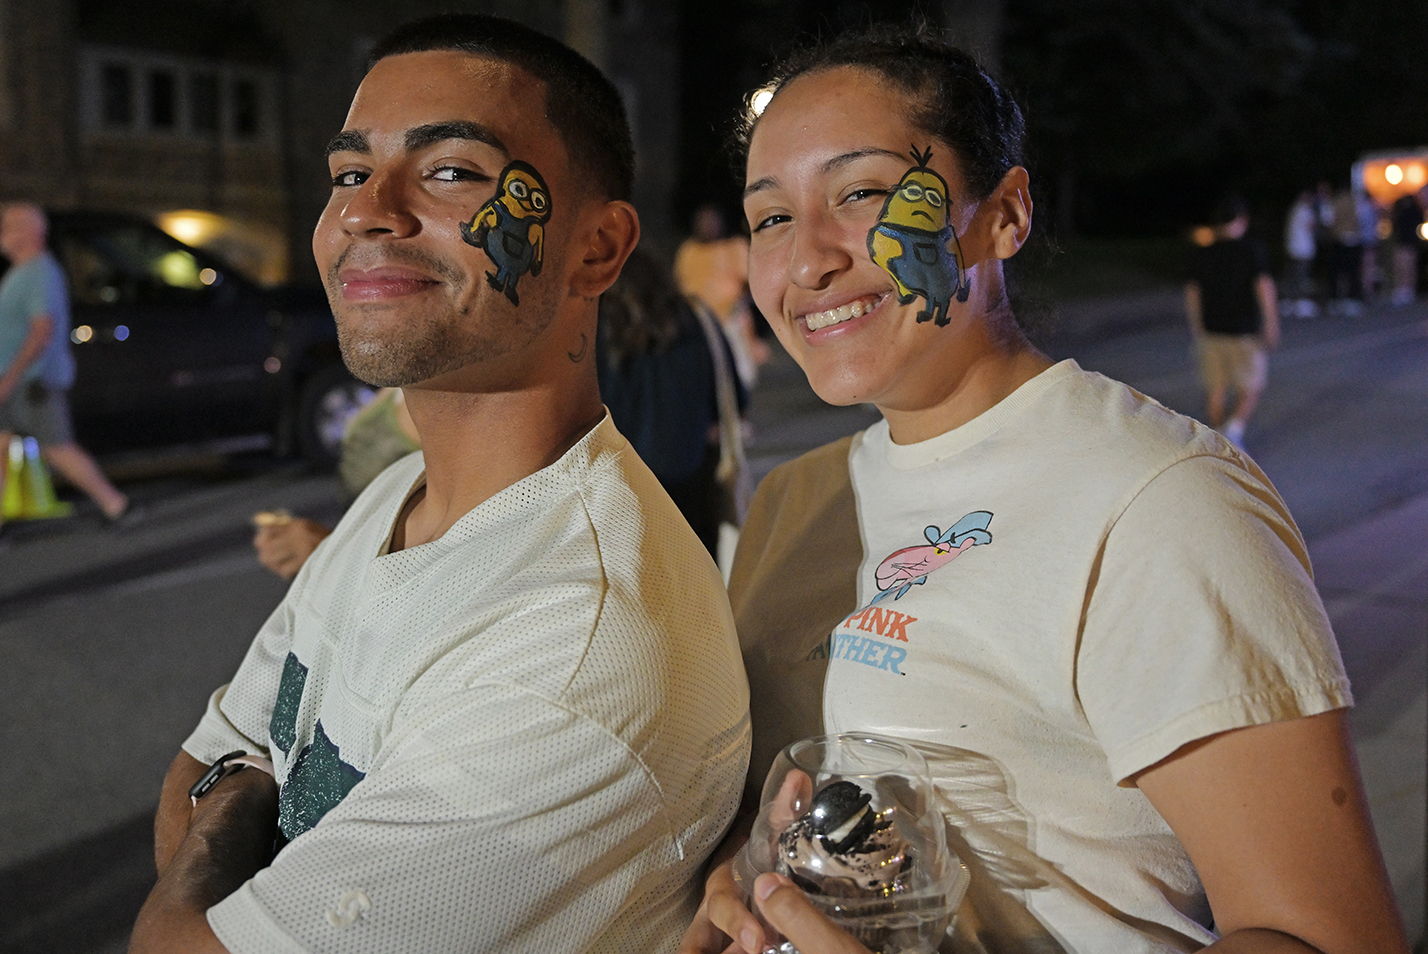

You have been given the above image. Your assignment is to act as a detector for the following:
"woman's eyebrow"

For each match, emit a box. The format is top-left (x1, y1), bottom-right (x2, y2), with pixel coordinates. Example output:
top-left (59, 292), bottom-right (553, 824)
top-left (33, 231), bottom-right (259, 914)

top-left (744, 147), bottom-right (909, 198)
top-left (744, 175), bottom-right (778, 199)
top-left (823, 147), bottom-right (908, 172)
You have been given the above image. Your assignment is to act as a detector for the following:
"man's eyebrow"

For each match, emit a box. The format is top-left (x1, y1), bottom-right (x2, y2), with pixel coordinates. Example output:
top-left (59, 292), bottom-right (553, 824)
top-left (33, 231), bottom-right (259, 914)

top-left (325, 130), bottom-right (369, 157)
top-left (403, 121), bottom-right (509, 156)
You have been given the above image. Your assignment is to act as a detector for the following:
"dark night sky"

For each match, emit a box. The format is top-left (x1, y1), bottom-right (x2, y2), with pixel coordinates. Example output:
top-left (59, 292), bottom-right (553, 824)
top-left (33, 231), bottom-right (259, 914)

top-left (676, 0), bottom-right (1428, 240)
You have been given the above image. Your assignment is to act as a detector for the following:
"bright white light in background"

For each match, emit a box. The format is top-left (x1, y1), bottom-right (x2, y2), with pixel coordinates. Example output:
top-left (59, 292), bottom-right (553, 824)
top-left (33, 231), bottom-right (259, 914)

top-left (750, 87), bottom-right (775, 117)
top-left (199, 267), bottom-right (218, 285)
top-left (1418, 222), bottom-right (1428, 242)
top-left (159, 212), bottom-right (215, 245)
top-left (1386, 163), bottom-right (1404, 185)
top-left (71, 325), bottom-right (93, 344)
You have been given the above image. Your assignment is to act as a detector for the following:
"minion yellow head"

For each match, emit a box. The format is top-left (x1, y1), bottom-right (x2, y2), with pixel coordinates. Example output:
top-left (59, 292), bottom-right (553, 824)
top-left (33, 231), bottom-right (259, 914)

top-left (497, 162), bottom-right (552, 223)
top-left (880, 148), bottom-right (949, 233)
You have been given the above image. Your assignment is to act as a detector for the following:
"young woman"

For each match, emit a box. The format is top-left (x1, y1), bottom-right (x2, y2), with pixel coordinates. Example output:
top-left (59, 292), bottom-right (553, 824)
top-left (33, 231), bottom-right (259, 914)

top-left (680, 26), bottom-right (1408, 954)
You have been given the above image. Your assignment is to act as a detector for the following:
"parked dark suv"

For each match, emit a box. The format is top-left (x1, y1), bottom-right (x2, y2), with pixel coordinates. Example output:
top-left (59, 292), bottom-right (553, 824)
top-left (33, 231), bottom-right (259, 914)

top-left (27, 211), bottom-right (372, 466)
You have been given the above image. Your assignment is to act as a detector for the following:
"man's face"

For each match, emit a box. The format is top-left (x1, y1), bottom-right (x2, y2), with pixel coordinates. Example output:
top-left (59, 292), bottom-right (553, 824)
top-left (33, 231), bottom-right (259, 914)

top-left (313, 51), bottom-right (574, 389)
top-left (0, 206), bottom-right (43, 262)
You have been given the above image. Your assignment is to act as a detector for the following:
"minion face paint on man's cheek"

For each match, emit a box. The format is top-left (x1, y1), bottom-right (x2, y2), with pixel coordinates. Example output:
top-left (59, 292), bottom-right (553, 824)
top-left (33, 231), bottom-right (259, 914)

top-left (866, 146), bottom-right (970, 327)
top-left (459, 159), bottom-right (552, 306)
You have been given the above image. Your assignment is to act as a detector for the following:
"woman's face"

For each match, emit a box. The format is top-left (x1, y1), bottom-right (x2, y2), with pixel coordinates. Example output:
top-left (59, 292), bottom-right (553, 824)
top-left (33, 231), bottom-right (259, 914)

top-left (743, 67), bottom-right (1005, 412)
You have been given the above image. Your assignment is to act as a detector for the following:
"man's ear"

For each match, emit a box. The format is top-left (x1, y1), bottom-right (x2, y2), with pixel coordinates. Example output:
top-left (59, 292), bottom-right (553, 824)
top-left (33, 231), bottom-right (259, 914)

top-left (986, 166), bottom-right (1032, 261)
top-left (571, 200), bottom-right (640, 298)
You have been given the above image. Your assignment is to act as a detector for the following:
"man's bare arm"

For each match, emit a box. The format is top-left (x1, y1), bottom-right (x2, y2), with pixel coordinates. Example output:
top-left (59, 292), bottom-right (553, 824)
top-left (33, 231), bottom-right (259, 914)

top-left (0, 314), bottom-right (52, 402)
top-left (132, 763), bottom-right (279, 954)
top-left (154, 751), bottom-right (208, 874)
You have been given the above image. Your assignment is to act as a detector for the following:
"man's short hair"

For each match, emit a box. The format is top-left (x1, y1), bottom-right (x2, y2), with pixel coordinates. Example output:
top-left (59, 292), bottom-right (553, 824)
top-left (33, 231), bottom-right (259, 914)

top-left (370, 14), bottom-right (635, 203)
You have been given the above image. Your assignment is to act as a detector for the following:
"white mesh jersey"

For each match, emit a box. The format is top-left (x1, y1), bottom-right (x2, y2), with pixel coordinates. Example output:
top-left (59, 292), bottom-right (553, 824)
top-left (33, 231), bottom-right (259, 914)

top-left (184, 415), bottom-right (751, 954)
top-left (734, 361), bottom-right (1350, 953)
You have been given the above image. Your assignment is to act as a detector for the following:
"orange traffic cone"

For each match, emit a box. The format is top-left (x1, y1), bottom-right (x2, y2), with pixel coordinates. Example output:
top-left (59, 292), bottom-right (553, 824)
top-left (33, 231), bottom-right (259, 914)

top-left (2, 435), bottom-right (72, 520)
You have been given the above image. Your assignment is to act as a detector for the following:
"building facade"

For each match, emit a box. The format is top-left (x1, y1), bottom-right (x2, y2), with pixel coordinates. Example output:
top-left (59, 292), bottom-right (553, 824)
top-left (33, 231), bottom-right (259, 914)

top-left (0, 0), bottom-right (679, 285)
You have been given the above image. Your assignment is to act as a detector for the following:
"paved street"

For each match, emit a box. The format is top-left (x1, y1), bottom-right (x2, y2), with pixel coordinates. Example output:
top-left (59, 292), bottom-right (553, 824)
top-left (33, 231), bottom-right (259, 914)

top-left (0, 292), bottom-right (1423, 952)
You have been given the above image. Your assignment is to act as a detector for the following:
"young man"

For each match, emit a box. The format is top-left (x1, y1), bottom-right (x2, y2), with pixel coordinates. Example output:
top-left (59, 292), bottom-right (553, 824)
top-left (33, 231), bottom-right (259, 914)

top-left (132, 16), bottom-right (750, 954)
top-left (0, 202), bottom-right (130, 522)
top-left (1185, 194), bottom-right (1280, 448)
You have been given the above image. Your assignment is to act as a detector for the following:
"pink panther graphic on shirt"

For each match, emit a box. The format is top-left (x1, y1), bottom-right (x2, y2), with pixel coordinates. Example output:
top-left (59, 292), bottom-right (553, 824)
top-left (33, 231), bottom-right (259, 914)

top-left (870, 510), bottom-right (993, 604)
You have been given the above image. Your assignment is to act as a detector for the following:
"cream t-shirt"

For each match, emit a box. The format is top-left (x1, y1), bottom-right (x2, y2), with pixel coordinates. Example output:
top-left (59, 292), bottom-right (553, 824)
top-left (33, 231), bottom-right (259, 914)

top-left (737, 361), bottom-right (1349, 952)
top-left (185, 417), bottom-right (751, 954)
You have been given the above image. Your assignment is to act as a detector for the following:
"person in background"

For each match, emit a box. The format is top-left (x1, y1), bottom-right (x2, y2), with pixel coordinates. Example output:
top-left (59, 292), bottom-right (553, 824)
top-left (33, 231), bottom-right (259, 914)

top-left (681, 23), bottom-right (1406, 954)
top-left (1357, 188), bottom-right (1383, 302)
top-left (0, 202), bottom-right (132, 525)
top-left (1185, 193), bottom-right (1279, 448)
top-left (134, 15), bottom-right (749, 953)
top-left (1389, 191), bottom-right (1423, 306)
top-left (1327, 185), bottom-right (1365, 316)
top-left (597, 247), bottom-right (747, 559)
top-left (1281, 189), bottom-right (1319, 318)
top-left (252, 386), bottom-right (420, 579)
top-left (675, 202), bottom-right (769, 387)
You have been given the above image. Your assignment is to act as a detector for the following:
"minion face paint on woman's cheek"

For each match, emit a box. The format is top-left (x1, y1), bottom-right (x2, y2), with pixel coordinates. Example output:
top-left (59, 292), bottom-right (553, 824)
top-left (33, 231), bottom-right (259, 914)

top-left (866, 146), bottom-right (970, 327)
top-left (459, 159), bottom-right (552, 305)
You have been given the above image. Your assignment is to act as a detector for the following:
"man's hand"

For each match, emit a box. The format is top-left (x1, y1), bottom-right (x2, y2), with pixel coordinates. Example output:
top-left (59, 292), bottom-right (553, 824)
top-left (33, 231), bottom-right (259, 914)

top-left (754, 873), bottom-right (873, 954)
top-left (252, 513), bottom-right (332, 580)
top-left (132, 762), bottom-right (279, 954)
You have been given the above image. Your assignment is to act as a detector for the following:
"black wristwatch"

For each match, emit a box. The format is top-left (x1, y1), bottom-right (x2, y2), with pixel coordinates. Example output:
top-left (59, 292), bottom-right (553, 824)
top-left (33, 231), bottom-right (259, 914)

top-left (189, 750), bottom-right (251, 805)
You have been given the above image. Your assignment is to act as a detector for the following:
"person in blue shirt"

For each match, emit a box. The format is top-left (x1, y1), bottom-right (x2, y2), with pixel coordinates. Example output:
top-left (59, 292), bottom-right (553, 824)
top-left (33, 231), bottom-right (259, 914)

top-left (0, 202), bottom-right (131, 523)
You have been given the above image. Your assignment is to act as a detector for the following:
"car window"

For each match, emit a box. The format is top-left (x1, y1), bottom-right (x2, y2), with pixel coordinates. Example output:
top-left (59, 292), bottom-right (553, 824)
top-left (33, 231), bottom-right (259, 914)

top-left (54, 222), bottom-right (222, 307)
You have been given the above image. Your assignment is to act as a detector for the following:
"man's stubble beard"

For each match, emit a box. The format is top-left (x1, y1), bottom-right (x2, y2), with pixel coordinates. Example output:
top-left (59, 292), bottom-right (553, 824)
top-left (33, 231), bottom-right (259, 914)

top-left (328, 244), bottom-right (557, 389)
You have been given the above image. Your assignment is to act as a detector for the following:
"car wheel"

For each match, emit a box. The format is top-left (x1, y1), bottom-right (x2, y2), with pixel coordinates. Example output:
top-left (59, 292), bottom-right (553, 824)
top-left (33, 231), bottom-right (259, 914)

top-left (297, 364), bottom-right (377, 468)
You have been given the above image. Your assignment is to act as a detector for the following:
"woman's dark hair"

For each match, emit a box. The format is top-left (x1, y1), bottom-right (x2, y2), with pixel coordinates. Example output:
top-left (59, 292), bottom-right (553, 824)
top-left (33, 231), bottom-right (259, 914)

top-left (371, 14), bottom-right (634, 202)
top-left (598, 248), bottom-right (683, 367)
top-left (735, 23), bottom-right (1026, 201)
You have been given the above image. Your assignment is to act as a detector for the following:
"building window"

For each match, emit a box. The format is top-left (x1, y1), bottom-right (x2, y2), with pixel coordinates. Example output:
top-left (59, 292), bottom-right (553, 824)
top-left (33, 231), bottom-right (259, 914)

top-left (190, 73), bottom-right (218, 134)
top-left (232, 78), bottom-right (259, 137)
top-left (80, 46), bottom-right (277, 144)
top-left (101, 63), bottom-right (132, 127)
top-left (148, 69), bottom-right (176, 129)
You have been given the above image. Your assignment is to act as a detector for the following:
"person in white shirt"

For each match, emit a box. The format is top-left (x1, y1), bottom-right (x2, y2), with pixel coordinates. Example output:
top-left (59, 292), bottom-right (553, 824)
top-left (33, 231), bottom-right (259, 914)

top-left (132, 15), bottom-right (750, 954)
top-left (681, 23), bottom-right (1408, 954)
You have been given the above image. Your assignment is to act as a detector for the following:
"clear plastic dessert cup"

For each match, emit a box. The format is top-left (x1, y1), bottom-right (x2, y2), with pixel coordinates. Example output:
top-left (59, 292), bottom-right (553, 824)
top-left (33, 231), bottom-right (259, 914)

top-left (733, 733), bottom-right (969, 954)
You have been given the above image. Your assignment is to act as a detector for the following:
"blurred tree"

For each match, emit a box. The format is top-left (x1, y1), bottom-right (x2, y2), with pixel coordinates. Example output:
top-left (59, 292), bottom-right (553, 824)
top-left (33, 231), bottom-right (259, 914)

top-left (1003, 0), bottom-right (1313, 237)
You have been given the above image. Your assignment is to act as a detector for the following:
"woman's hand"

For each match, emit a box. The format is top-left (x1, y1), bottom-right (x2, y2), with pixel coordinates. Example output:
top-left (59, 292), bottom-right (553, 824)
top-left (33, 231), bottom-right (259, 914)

top-left (753, 872), bottom-right (873, 954)
top-left (679, 769), bottom-right (817, 954)
top-left (678, 858), bottom-right (763, 954)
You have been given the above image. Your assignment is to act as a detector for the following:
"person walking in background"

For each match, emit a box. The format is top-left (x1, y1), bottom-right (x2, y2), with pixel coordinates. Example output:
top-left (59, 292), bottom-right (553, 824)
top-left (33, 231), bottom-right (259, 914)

top-left (675, 202), bottom-right (769, 387)
top-left (1389, 191), bottom-right (1423, 306)
top-left (1282, 189), bottom-right (1318, 318)
top-left (1185, 194), bottom-right (1279, 448)
top-left (0, 202), bottom-right (131, 524)
top-left (598, 247), bottom-right (748, 561)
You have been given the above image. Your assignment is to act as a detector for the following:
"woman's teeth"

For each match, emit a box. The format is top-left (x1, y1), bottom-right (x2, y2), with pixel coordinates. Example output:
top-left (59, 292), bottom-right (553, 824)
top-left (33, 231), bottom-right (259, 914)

top-left (804, 297), bottom-right (876, 331)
